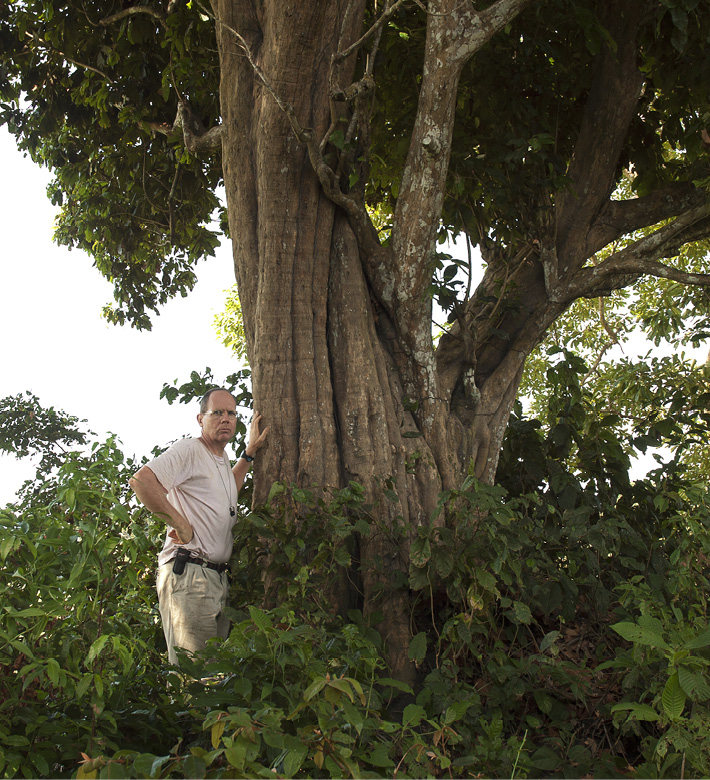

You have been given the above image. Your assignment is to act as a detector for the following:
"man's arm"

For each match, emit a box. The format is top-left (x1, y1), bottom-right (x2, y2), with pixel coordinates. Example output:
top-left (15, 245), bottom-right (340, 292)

top-left (232, 411), bottom-right (269, 490)
top-left (129, 465), bottom-right (194, 544)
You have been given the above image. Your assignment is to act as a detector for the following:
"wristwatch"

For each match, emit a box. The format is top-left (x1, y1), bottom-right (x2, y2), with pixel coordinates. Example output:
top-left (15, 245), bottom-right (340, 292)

top-left (241, 452), bottom-right (254, 462)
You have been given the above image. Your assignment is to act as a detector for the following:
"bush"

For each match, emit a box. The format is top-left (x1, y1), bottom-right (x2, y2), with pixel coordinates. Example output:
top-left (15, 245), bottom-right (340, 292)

top-left (4, 379), bottom-right (710, 778)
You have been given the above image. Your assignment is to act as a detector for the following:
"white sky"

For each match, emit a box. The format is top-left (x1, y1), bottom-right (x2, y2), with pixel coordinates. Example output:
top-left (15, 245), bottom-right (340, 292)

top-left (0, 127), bottom-right (240, 504)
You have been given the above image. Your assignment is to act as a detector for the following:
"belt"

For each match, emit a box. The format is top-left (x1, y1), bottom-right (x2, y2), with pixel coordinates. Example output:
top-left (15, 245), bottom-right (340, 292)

top-left (181, 555), bottom-right (230, 574)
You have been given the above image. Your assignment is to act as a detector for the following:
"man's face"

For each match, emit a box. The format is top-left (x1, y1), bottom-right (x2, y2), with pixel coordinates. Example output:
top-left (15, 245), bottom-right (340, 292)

top-left (198, 390), bottom-right (238, 446)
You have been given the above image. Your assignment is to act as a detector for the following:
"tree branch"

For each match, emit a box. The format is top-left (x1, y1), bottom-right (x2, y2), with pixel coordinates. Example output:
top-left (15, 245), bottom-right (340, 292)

top-left (175, 102), bottom-right (223, 153)
top-left (445, 0), bottom-right (539, 67)
top-left (568, 204), bottom-right (710, 298)
top-left (332, 0), bottom-right (410, 66)
top-left (24, 32), bottom-right (114, 82)
top-left (390, 0), bottom-right (536, 321)
top-left (555, 0), bottom-right (645, 264)
top-left (97, 6), bottom-right (166, 26)
top-left (587, 184), bottom-right (708, 257)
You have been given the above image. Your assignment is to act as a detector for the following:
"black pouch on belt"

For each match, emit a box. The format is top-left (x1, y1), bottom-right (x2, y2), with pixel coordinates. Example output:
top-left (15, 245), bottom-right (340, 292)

top-left (173, 547), bottom-right (191, 575)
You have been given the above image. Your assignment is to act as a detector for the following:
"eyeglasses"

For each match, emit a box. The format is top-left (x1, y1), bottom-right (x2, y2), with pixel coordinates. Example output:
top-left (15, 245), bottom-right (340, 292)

top-left (203, 410), bottom-right (238, 418)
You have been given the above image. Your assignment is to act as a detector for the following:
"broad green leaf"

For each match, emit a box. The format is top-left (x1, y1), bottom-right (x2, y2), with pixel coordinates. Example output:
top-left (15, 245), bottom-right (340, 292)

top-left (410, 535), bottom-right (431, 567)
top-left (86, 635), bottom-right (110, 667)
top-left (225, 743), bottom-right (246, 769)
top-left (76, 674), bottom-right (93, 699)
top-left (248, 606), bottom-right (272, 632)
top-left (540, 630), bottom-right (560, 653)
top-left (611, 702), bottom-right (660, 722)
top-left (211, 720), bottom-right (225, 750)
top-left (512, 601), bottom-right (533, 624)
top-left (100, 760), bottom-right (128, 779)
top-left (402, 703), bottom-right (426, 727)
top-left (46, 657), bottom-right (60, 686)
top-left (476, 568), bottom-right (498, 593)
top-left (282, 738), bottom-right (307, 777)
top-left (327, 677), bottom-right (355, 701)
top-left (432, 547), bottom-right (454, 577)
top-left (662, 672), bottom-right (686, 721)
top-left (1, 735), bottom-right (30, 747)
top-left (181, 754), bottom-right (206, 779)
top-left (7, 607), bottom-right (47, 618)
top-left (685, 627), bottom-right (710, 650)
top-left (611, 621), bottom-right (670, 650)
top-left (364, 743), bottom-right (395, 768)
top-left (303, 677), bottom-right (327, 701)
top-left (678, 667), bottom-right (710, 701)
top-left (408, 631), bottom-right (427, 663)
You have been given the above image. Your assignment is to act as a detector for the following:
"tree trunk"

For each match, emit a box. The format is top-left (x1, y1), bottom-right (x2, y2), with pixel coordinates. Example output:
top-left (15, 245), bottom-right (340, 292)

top-left (211, 0), bottom-right (541, 682)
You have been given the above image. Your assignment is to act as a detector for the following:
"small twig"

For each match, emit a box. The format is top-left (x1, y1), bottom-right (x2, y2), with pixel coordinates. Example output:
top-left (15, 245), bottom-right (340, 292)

top-left (333, 0), bottom-right (410, 66)
top-left (24, 32), bottom-right (114, 82)
top-left (97, 6), bottom-right (166, 26)
top-left (464, 232), bottom-right (473, 302)
top-left (598, 296), bottom-right (623, 350)
top-left (168, 163), bottom-right (181, 244)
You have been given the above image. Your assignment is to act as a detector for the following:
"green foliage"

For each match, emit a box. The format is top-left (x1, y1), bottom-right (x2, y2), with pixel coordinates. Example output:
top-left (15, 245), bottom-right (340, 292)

top-left (0, 0), bottom-right (223, 329)
top-left (212, 285), bottom-right (248, 362)
top-left (3, 0), bottom-right (710, 333)
top-left (0, 434), bottom-right (180, 779)
top-left (4, 371), bottom-right (710, 777)
top-left (0, 392), bottom-right (89, 478)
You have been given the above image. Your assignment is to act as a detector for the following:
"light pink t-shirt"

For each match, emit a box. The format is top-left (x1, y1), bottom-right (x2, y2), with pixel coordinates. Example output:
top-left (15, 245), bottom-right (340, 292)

top-left (147, 437), bottom-right (238, 566)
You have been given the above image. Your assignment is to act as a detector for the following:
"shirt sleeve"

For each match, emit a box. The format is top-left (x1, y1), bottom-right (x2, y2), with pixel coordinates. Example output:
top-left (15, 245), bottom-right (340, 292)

top-left (145, 438), bottom-right (194, 493)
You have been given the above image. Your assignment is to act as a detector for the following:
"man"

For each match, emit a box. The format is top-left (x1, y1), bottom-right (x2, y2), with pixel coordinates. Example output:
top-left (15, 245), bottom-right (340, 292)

top-left (130, 388), bottom-right (269, 664)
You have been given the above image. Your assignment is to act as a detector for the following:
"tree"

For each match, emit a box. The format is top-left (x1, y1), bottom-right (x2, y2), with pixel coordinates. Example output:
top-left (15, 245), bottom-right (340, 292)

top-left (3, 0), bottom-right (710, 680)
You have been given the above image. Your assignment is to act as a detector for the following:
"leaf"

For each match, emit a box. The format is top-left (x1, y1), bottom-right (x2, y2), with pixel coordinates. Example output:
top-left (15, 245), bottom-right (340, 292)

top-left (611, 702), bottom-right (660, 722)
top-left (282, 739), bottom-right (307, 776)
top-left (443, 699), bottom-right (469, 724)
top-left (685, 627), bottom-right (710, 650)
top-left (46, 657), bottom-right (60, 686)
top-left (211, 720), bottom-right (225, 750)
top-left (225, 743), bottom-right (246, 769)
top-left (31, 753), bottom-right (50, 776)
top-left (410, 536), bottom-right (431, 567)
top-left (1, 735), bottom-right (30, 747)
top-left (182, 754), bottom-right (206, 779)
top-left (100, 760), bottom-right (128, 778)
top-left (326, 677), bottom-right (355, 701)
top-left (611, 621), bottom-right (670, 650)
top-left (76, 674), bottom-right (93, 699)
top-left (539, 630), bottom-right (560, 653)
top-left (511, 601), bottom-right (533, 624)
top-left (432, 547), bottom-right (454, 578)
top-left (402, 703), bottom-right (426, 727)
top-left (131, 754), bottom-right (167, 777)
top-left (678, 667), bottom-right (710, 701)
top-left (8, 607), bottom-right (47, 618)
top-left (364, 743), bottom-right (395, 768)
top-left (303, 677), bottom-right (327, 701)
top-left (662, 671), bottom-right (686, 721)
top-left (248, 605), bottom-right (272, 632)
top-left (408, 631), bottom-right (427, 663)
top-left (86, 635), bottom-right (110, 667)
top-left (329, 129), bottom-right (345, 150)
top-left (376, 677), bottom-right (414, 694)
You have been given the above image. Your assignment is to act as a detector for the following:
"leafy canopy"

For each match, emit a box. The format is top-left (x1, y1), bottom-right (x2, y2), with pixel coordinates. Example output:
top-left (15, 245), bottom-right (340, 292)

top-left (2, 0), bottom-right (709, 329)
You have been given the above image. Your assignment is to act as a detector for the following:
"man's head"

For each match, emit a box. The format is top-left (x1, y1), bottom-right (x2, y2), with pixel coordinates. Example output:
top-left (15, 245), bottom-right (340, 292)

top-left (199, 387), bottom-right (237, 414)
top-left (197, 388), bottom-right (238, 450)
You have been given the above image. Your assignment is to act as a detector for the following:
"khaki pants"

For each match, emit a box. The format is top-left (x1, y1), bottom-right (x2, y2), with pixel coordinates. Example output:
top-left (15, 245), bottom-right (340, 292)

top-left (156, 562), bottom-right (230, 665)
